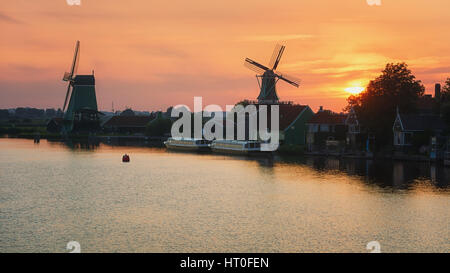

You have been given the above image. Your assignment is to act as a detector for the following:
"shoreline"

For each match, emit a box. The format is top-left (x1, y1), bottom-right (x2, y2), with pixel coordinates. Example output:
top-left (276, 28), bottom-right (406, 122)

top-left (1, 135), bottom-right (448, 165)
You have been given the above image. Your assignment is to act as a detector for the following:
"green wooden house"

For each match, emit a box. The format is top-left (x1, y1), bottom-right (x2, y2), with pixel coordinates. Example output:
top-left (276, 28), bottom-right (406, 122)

top-left (279, 103), bottom-right (314, 145)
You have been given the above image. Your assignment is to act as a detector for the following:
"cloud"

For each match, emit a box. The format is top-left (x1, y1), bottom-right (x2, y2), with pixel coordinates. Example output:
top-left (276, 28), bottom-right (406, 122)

top-left (0, 12), bottom-right (22, 24)
top-left (242, 34), bottom-right (315, 42)
top-left (416, 66), bottom-right (450, 75)
top-left (129, 43), bottom-right (188, 59)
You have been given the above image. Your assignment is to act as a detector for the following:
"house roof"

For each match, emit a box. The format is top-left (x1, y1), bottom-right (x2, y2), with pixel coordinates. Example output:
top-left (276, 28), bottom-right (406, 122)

top-left (278, 104), bottom-right (309, 130)
top-left (399, 114), bottom-right (447, 132)
top-left (251, 103), bottom-right (309, 130)
top-left (307, 110), bottom-right (347, 125)
top-left (103, 115), bottom-right (153, 128)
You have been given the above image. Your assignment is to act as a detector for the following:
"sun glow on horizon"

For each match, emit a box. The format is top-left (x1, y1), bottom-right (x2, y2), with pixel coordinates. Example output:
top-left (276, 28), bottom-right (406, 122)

top-left (345, 86), bottom-right (365, 94)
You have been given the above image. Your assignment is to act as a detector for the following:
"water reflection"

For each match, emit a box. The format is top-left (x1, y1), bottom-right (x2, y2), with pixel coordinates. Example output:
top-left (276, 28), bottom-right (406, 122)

top-left (278, 155), bottom-right (450, 191)
top-left (47, 139), bottom-right (100, 151)
top-left (40, 139), bottom-right (450, 191)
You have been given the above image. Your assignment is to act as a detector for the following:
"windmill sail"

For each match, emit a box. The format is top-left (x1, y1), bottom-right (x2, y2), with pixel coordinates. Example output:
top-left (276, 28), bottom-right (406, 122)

top-left (63, 84), bottom-right (72, 112)
top-left (244, 59), bottom-right (267, 75)
top-left (268, 44), bottom-right (282, 69)
top-left (244, 58), bottom-right (270, 73)
top-left (63, 41), bottom-right (80, 81)
top-left (269, 44), bottom-right (285, 70)
top-left (62, 41), bottom-right (80, 111)
top-left (72, 42), bottom-right (80, 77)
top-left (278, 73), bottom-right (300, 88)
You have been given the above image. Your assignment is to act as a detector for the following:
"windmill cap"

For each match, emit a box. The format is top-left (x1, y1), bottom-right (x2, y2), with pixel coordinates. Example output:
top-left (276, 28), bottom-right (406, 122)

top-left (74, 75), bottom-right (95, 85)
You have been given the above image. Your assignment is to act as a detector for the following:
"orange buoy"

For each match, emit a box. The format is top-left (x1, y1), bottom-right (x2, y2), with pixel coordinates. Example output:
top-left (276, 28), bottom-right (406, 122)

top-left (122, 154), bottom-right (130, 162)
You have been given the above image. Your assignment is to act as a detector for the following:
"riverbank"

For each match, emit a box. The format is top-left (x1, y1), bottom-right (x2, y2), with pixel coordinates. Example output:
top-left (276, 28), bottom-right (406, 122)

top-left (2, 135), bottom-right (448, 164)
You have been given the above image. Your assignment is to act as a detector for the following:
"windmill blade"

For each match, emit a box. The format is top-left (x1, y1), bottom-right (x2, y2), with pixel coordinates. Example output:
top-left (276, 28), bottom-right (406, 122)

top-left (73, 41), bottom-right (80, 76)
top-left (244, 60), bottom-right (266, 74)
top-left (277, 72), bottom-right (301, 88)
top-left (269, 44), bottom-right (285, 70)
top-left (244, 58), bottom-right (270, 74)
top-left (268, 44), bottom-right (282, 69)
top-left (62, 83), bottom-right (72, 111)
top-left (69, 41), bottom-right (80, 79)
top-left (272, 45), bottom-right (285, 70)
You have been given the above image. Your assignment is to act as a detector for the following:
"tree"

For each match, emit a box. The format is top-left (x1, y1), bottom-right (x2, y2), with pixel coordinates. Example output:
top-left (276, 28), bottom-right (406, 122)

top-left (146, 112), bottom-right (172, 137)
top-left (442, 77), bottom-right (450, 103)
top-left (15, 107), bottom-right (45, 119)
top-left (346, 63), bottom-right (425, 148)
top-left (165, 106), bottom-right (173, 118)
top-left (120, 108), bottom-right (135, 116)
top-left (234, 100), bottom-right (251, 107)
top-left (441, 79), bottom-right (450, 131)
top-left (0, 109), bottom-right (9, 119)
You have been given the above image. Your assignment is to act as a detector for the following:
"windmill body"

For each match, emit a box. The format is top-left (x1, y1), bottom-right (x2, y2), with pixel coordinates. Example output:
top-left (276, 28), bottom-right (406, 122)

top-left (258, 70), bottom-right (279, 103)
top-left (245, 44), bottom-right (300, 104)
top-left (61, 41), bottom-right (100, 133)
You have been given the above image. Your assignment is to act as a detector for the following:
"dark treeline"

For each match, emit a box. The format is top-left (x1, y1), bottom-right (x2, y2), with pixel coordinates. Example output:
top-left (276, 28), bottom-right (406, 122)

top-left (0, 108), bottom-right (63, 120)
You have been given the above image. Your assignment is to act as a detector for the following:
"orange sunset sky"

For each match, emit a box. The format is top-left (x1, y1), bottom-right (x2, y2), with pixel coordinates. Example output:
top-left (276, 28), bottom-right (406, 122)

top-left (1, 0), bottom-right (449, 112)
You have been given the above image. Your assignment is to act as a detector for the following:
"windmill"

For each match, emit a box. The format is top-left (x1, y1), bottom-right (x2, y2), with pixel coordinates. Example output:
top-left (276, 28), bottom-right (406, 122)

top-left (61, 41), bottom-right (99, 133)
top-left (244, 44), bottom-right (300, 104)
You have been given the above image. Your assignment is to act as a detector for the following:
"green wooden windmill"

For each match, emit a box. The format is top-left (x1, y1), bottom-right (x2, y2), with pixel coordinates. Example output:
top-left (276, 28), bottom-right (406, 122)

top-left (244, 44), bottom-right (301, 104)
top-left (61, 41), bottom-right (100, 133)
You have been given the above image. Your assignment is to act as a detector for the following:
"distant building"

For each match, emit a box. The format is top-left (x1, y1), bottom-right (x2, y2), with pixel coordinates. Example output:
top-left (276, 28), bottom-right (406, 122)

top-left (345, 108), bottom-right (363, 151)
top-left (102, 115), bottom-right (154, 134)
top-left (306, 107), bottom-right (348, 152)
top-left (415, 83), bottom-right (443, 115)
top-left (393, 110), bottom-right (446, 148)
top-left (393, 82), bottom-right (448, 154)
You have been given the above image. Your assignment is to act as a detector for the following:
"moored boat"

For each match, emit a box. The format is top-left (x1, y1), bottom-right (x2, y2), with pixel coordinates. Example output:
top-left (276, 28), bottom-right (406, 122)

top-left (164, 138), bottom-right (211, 152)
top-left (210, 140), bottom-right (268, 155)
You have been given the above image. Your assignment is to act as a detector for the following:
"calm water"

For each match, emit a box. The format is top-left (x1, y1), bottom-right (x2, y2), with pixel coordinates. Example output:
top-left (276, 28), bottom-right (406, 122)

top-left (0, 138), bottom-right (448, 253)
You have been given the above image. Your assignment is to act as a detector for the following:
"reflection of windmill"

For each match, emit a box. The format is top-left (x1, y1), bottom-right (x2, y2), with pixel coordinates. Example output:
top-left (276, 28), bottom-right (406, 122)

top-left (245, 44), bottom-right (300, 104)
top-left (61, 41), bottom-right (100, 133)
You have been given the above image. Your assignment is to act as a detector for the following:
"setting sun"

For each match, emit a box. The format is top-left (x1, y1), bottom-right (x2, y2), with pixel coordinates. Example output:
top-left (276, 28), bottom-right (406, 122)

top-left (345, 86), bottom-right (365, 94)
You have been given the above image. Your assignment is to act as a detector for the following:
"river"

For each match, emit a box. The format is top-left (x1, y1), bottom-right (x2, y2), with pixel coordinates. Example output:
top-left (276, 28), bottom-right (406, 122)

top-left (0, 139), bottom-right (448, 252)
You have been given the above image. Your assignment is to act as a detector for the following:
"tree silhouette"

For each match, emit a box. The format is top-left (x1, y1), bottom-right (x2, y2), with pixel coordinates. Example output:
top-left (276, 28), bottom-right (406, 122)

top-left (441, 78), bottom-right (450, 126)
top-left (146, 112), bottom-right (172, 137)
top-left (442, 77), bottom-right (450, 103)
top-left (346, 63), bottom-right (425, 148)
